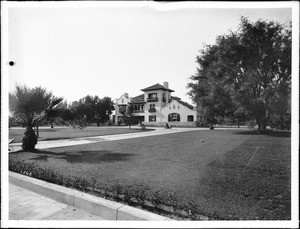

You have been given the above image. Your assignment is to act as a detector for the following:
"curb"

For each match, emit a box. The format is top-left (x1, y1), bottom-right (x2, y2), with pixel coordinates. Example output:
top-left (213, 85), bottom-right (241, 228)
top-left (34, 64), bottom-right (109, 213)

top-left (9, 172), bottom-right (173, 221)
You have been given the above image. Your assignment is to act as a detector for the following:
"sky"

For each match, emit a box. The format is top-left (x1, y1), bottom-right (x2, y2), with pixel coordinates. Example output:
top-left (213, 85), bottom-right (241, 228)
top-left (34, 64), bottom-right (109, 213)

top-left (7, 2), bottom-right (292, 105)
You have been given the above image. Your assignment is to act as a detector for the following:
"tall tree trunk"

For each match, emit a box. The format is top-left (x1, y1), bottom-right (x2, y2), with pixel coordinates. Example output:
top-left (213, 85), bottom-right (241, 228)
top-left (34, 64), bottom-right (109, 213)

top-left (36, 126), bottom-right (39, 138)
top-left (22, 126), bottom-right (37, 150)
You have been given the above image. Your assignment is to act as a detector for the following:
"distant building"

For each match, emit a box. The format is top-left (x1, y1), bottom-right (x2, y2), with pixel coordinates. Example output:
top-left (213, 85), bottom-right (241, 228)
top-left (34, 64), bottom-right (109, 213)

top-left (114, 82), bottom-right (207, 127)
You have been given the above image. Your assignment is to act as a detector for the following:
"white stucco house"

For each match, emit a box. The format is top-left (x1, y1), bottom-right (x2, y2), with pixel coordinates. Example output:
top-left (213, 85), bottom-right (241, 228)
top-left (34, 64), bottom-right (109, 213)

top-left (114, 82), bottom-right (207, 127)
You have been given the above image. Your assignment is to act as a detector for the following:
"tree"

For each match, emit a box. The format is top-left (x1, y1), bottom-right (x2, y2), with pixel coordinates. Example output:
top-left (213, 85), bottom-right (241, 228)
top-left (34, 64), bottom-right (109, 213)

top-left (46, 100), bottom-right (67, 128)
top-left (187, 17), bottom-right (291, 130)
top-left (69, 95), bottom-right (115, 126)
top-left (122, 106), bottom-right (139, 129)
top-left (93, 96), bottom-right (114, 126)
top-left (9, 85), bottom-right (63, 150)
top-left (68, 96), bottom-right (93, 125)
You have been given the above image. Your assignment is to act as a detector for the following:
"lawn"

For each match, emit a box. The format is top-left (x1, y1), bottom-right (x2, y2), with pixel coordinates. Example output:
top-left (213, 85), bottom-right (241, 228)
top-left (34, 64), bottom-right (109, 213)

top-left (9, 129), bottom-right (291, 220)
top-left (9, 126), bottom-right (152, 143)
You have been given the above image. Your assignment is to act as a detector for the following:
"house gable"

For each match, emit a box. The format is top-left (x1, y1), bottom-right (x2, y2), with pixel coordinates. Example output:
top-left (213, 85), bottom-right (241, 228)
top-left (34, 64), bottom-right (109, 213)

top-left (162, 99), bottom-right (194, 111)
top-left (116, 94), bottom-right (130, 105)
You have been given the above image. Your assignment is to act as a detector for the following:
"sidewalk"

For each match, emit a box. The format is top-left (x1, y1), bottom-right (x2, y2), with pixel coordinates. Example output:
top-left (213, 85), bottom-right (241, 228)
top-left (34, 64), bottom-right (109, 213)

top-left (9, 183), bottom-right (106, 220)
top-left (9, 172), bottom-right (173, 221)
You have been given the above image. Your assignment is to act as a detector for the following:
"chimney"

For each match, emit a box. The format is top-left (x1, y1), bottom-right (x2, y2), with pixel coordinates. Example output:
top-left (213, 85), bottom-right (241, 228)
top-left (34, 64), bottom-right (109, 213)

top-left (163, 81), bottom-right (169, 89)
top-left (124, 93), bottom-right (129, 98)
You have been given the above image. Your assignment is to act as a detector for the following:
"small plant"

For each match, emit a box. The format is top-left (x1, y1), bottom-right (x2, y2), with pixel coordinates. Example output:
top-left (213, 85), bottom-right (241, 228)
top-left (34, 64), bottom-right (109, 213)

top-left (90, 177), bottom-right (98, 191)
top-left (133, 185), bottom-right (149, 205)
top-left (166, 192), bottom-right (178, 212)
top-left (185, 201), bottom-right (200, 220)
top-left (150, 190), bottom-right (164, 209)
top-left (122, 186), bottom-right (135, 205)
top-left (65, 175), bottom-right (73, 187)
top-left (73, 177), bottom-right (89, 191)
top-left (95, 183), bottom-right (110, 199)
top-left (72, 116), bottom-right (87, 131)
top-left (111, 181), bottom-right (123, 200)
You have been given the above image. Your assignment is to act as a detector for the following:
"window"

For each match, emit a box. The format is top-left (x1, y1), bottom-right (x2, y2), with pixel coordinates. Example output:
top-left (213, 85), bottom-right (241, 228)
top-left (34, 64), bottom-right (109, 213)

top-left (147, 93), bottom-right (158, 102)
top-left (149, 104), bottom-right (156, 113)
top-left (162, 93), bottom-right (166, 101)
top-left (187, 115), bottom-right (194, 122)
top-left (149, 115), bottom-right (156, 122)
top-left (173, 105), bottom-right (175, 109)
top-left (122, 99), bottom-right (124, 103)
top-left (178, 106), bottom-right (180, 109)
top-left (148, 93), bottom-right (157, 99)
top-left (168, 113), bottom-right (180, 122)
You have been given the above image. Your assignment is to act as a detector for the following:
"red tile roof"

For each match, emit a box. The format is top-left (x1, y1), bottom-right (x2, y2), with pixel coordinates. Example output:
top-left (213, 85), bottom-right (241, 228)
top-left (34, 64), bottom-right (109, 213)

top-left (141, 83), bottom-right (174, 92)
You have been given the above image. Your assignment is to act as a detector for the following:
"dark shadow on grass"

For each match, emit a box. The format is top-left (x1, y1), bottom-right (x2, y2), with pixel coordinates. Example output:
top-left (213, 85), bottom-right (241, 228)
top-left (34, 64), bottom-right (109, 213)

top-left (233, 130), bottom-right (291, 138)
top-left (28, 149), bottom-right (135, 164)
top-left (43, 137), bottom-right (71, 141)
top-left (32, 154), bottom-right (49, 161)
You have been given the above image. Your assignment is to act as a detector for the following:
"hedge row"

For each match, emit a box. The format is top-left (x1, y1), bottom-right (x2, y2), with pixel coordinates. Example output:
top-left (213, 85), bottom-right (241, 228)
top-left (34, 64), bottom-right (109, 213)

top-left (9, 159), bottom-right (234, 220)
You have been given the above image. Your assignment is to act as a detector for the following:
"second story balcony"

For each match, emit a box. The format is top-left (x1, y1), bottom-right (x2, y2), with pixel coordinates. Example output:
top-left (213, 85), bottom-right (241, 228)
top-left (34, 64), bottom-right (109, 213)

top-left (146, 97), bottom-right (158, 102)
top-left (132, 110), bottom-right (144, 113)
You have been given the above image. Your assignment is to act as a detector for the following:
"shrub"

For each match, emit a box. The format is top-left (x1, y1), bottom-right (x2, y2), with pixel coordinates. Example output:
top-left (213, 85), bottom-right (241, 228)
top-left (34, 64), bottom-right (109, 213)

top-left (166, 192), bottom-right (178, 212)
top-left (122, 186), bottom-right (135, 206)
top-left (111, 181), bottom-right (123, 201)
top-left (133, 185), bottom-right (149, 205)
top-left (149, 190), bottom-right (164, 209)
top-left (185, 201), bottom-right (200, 220)
top-left (89, 177), bottom-right (98, 191)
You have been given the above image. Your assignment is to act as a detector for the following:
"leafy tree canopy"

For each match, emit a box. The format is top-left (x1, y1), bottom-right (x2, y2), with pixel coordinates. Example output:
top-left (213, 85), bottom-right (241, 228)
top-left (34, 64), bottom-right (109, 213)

top-left (187, 17), bottom-right (291, 130)
top-left (9, 85), bottom-right (63, 128)
top-left (69, 95), bottom-right (114, 126)
top-left (9, 85), bottom-right (63, 149)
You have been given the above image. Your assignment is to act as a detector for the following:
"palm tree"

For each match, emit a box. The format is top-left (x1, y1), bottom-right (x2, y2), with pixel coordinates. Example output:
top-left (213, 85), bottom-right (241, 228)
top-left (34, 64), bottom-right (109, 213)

top-left (9, 85), bottom-right (63, 150)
